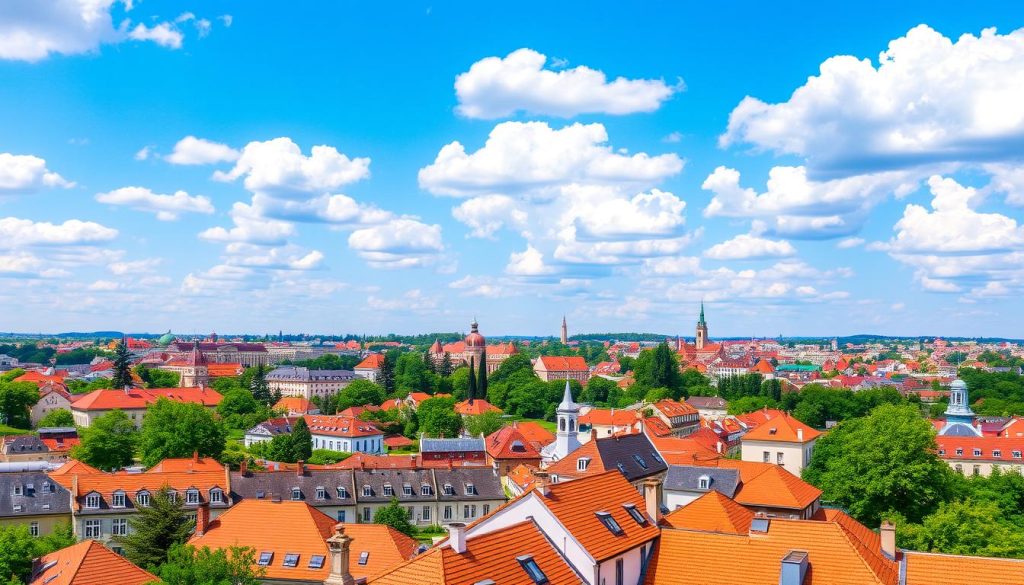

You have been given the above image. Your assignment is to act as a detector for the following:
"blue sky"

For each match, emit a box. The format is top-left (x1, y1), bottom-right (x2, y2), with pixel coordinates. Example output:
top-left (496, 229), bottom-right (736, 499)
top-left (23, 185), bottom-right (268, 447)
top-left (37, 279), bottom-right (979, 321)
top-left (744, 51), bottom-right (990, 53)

top-left (1, 1), bottom-right (1023, 337)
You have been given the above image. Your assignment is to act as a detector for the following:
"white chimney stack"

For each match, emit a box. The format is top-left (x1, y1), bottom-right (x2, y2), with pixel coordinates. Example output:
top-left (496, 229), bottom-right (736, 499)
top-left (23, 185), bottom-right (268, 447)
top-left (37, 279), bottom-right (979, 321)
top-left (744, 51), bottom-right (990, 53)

top-left (643, 478), bottom-right (660, 521)
top-left (447, 522), bottom-right (467, 554)
top-left (880, 521), bottom-right (896, 559)
top-left (797, 428), bottom-right (803, 441)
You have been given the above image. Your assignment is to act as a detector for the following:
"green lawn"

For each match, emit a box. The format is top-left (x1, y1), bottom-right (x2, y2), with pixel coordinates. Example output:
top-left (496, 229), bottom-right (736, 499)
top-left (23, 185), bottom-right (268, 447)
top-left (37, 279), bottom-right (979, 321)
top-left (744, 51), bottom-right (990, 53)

top-left (512, 417), bottom-right (556, 433)
top-left (0, 424), bottom-right (31, 436)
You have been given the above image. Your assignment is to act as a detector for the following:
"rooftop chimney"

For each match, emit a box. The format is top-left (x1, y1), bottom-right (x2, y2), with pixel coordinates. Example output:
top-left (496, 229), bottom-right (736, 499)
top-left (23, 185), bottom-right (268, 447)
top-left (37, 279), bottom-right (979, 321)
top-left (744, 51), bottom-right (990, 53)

top-left (192, 450), bottom-right (200, 463)
top-left (642, 478), bottom-right (660, 521)
top-left (533, 471), bottom-right (551, 497)
top-left (195, 502), bottom-right (210, 536)
top-left (779, 550), bottom-right (809, 585)
top-left (797, 428), bottom-right (804, 442)
top-left (239, 458), bottom-right (248, 477)
top-left (296, 461), bottom-right (305, 476)
top-left (325, 523), bottom-right (355, 585)
top-left (447, 522), bottom-right (467, 554)
top-left (880, 521), bottom-right (896, 560)
top-left (716, 441), bottom-right (723, 454)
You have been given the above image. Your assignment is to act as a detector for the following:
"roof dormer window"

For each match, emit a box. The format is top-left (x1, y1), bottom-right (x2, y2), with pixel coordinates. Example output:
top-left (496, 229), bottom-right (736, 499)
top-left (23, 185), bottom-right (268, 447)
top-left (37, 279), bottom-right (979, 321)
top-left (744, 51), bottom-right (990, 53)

top-left (112, 491), bottom-right (126, 508)
top-left (363, 485), bottom-right (372, 497)
top-left (186, 489), bottom-right (200, 504)
top-left (383, 483), bottom-right (394, 496)
top-left (136, 491), bottom-right (150, 507)
top-left (337, 486), bottom-right (349, 498)
top-left (210, 488), bottom-right (223, 504)
top-left (623, 503), bottom-right (647, 525)
top-left (465, 483), bottom-right (475, 495)
top-left (973, 448), bottom-right (982, 457)
top-left (443, 483), bottom-right (454, 496)
top-left (403, 483), bottom-right (412, 496)
top-left (698, 475), bottom-right (711, 490)
top-left (421, 484), bottom-right (431, 496)
top-left (577, 457), bottom-right (590, 471)
top-left (596, 511), bottom-right (623, 535)
top-left (291, 488), bottom-right (302, 501)
top-left (85, 494), bottom-right (101, 509)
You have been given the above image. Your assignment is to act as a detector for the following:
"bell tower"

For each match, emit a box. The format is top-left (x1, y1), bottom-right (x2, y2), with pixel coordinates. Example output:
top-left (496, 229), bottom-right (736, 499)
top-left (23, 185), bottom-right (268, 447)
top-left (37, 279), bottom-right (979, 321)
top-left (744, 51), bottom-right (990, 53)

top-left (554, 381), bottom-right (581, 460)
top-left (695, 301), bottom-right (709, 350)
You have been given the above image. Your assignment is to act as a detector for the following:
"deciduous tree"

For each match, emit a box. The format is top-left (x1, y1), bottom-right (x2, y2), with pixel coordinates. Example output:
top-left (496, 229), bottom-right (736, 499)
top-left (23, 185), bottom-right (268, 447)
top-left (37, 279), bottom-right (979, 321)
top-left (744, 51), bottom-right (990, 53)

top-left (70, 409), bottom-right (137, 470)
top-left (138, 399), bottom-right (226, 467)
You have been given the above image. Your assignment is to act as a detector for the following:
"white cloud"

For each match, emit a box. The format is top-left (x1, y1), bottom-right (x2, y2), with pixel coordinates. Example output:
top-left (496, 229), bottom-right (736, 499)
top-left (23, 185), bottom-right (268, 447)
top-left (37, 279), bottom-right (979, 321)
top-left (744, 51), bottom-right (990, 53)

top-left (721, 25), bottom-right (1024, 176)
top-left (87, 279), bottom-right (121, 291)
top-left (366, 289), bottom-right (439, 312)
top-left (451, 195), bottom-right (528, 239)
top-left (553, 231), bottom-right (697, 266)
top-left (454, 48), bottom-right (677, 119)
top-left (108, 258), bottom-right (161, 275)
top-left (0, 217), bottom-right (117, 246)
top-left (986, 164), bottom-right (1024, 206)
top-left (223, 243), bottom-right (325, 271)
top-left (165, 136), bottom-right (239, 165)
top-left (347, 218), bottom-right (445, 269)
top-left (0, 153), bottom-right (73, 194)
top-left (250, 192), bottom-right (392, 227)
top-left (198, 202), bottom-right (294, 245)
top-left (837, 237), bottom-right (865, 249)
top-left (96, 186), bottom-right (215, 220)
top-left (662, 132), bottom-right (683, 143)
top-left (181, 264), bottom-right (262, 296)
top-left (214, 137), bottom-right (371, 197)
top-left (703, 233), bottom-right (797, 260)
top-left (134, 146), bottom-right (153, 161)
top-left (0, 251), bottom-right (68, 278)
top-left (127, 22), bottom-right (182, 48)
top-left (0, 0), bottom-right (121, 61)
top-left (658, 260), bottom-right (849, 305)
top-left (419, 121), bottom-right (682, 197)
top-left (505, 245), bottom-right (555, 276)
top-left (572, 188), bottom-right (685, 240)
top-left (218, 15), bottom-right (232, 27)
top-left (175, 12), bottom-right (210, 37)
top-left (641, 256), bottom-right (701, 276)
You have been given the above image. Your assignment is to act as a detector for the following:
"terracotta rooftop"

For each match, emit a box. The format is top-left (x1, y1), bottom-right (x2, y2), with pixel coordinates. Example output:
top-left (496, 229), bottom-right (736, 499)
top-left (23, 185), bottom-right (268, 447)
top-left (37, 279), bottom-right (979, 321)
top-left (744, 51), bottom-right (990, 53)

top-left (356, 354), bottom-right (386, 370)
top-left (904, 550), bottom-right (1024, 584)
top-left (536, 356), bottom-right (589, 371)
top-left (742, 412), bottom-right (821, 443)
top-left (486, 425), bottom-right (542, 460)
top-left (660, 490), bottom-right (754, 534)
top-left (29, 540), bottom-right (157, 585)
top-left (71, 387), bottom-right (222, 411)
top-left (454, 399), bottom-right (503, 416)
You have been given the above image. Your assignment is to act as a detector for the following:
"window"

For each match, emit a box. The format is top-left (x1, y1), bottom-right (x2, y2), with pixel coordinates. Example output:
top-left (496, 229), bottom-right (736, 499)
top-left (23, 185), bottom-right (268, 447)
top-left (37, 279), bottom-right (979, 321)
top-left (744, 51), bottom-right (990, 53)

top-left (283, 554), bottom-right (300, 568)
top-left (137, 492), bottom-right (150, 507)
top-left (29, 522), bottom-right (38, 537)
top-left (112, 518), bottom-right (128, 536)
top-left (256, 490), bottom-right (266, 500)
top-left (443, 505), bottom-right (452, 520)
top-left (956, 448), bottom-right (964, 456)
top-left (358, 552), bottom-right (369, 566)
top-left (337, 486), bottom-right (349, 498)
top-left (12, 505), bottom-right (21, 513)
top-left (465, 483), bottom-right (475, 495)
top-left (517, 555), bottom-right (548, 584)
top-left (443, 483), bottom-right (454, 496)
top-left (316, 487), bottom-right (326, 500)
top-left (421, 484), bottom-right (431, 496)
top-left (383, 484), bottom-right (394, 497)
top-left (973, 448), bottom-right (983, 457)
top-left (762, 451), bottom-right (770, 463)
top-left (112, 492), bottom-right (126, 508)
top-left (483, 504), bottom-right (490, 515)
top-left (577, 458), bottom-right (590, 471)
top-left (337, 510), bottom-right (346, 522)
top-left (632, 454), bottom-right (648, 470)
top-left (973, 465), bottom-right (981, 476)
top-left (291, 488), bottom-right (302, 501)
top-left (362, 507), bottom-right (371, 522)
top-left (363, 485), bottom-right (372, 497)
top-left (955, 464), bottom-right (963, 474)
top-left (309, 555), bottom-right (325, 569)
top-left (11, 484), bottom-right (23, 496)
top-left (650, 451), bottom-right (664, 464)
top-left (698, 475), bottom-right (710, 490)
top-left (938, 449), bottom-right (946, 456)
top-left (596, 511), bottom-right (623, 535)
top-left (403, 483), bottom-right (413, 496)
top-left (615, 558), bottom-right (624, 585)
top-left (1014, 451), bottom-right (1023, 459)
top-left (166, 491), bottom-right (177, 503)
top-left (464, 504), bottom-right (477, 518)
top-left (776, 452), bottom-right (784, 465)
top-left (84, 520), bottom-right (101, 538)
top-left (615, 463), bottom-right (626, 475)
top-left (186, 489), bottom-right (200, 504)
top-left (85, 494), bottom-right (101, 509)
top-left (210, 489), bottom-right (223, 504)
top-left (994, 450), bottom-right (1003, 458)
top-left (623, 503), bottom-right (647, 525)
top-left (422, 506), bottom-right (431, 521)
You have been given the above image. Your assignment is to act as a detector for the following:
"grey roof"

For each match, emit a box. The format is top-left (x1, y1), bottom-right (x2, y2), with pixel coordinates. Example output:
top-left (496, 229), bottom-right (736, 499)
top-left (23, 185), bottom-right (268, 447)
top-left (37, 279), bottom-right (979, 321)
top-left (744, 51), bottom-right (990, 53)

top-left (266, 366), bottom-right (355, 382)
top-left (593, 433), bottom-right (668, 482)
top-left (663, 465), bottom-right (740, 498)
top-left (431, 467), bottom-right (505, 501)
top-left (1, 436), bottom-right (48, 455)
top-left (419, 437), bottom-right (486, 453)
top-left (231, 469), bottom-right (356, 506)
top-left (0, 472), bottom-right (71, 518)
top-left (353, 468), bottom-right (441, 503)
top-left (685, 396), bottom-right (727, 409)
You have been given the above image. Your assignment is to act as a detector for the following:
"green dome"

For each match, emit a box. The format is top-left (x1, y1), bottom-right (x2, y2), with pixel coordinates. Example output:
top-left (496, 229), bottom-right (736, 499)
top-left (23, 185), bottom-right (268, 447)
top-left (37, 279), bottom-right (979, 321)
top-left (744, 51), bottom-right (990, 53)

top-left (157, 330), bottom-right (175, 346)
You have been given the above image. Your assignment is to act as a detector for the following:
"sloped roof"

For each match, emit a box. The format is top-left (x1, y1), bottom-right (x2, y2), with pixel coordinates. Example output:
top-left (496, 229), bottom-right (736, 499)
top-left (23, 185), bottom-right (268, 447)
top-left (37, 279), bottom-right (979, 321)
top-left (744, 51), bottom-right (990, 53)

top-left (661, 490), bottom-right (753, 533)
top-left (454, 399), bottom-right (502, 416)
top-left (535, 356), bottom-right (589, 371)
top-left (71, 387), bottom-right (222, 410)
top-left (733, 464), bottom-right (822, 510)
top-left (356, 354), bottom-right (386, 370)
top-left (146, 455), bottom-right (225, 473)
top-left (742, 412), bottom-right (821, 443)
top-left (904, 550), bottom-right (1024, 585)
top-left (486, 425), bottom-right (542, 459)
top-left (29, 540), bottom-right (157, 585)
top-left (663, 465), bottom-right (740, 498)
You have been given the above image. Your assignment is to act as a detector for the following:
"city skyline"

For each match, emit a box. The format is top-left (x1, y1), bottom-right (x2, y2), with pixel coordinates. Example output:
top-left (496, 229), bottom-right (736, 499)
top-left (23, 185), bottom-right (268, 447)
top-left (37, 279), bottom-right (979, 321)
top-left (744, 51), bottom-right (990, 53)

top-left (2, 1), bottom-right (1024, 336)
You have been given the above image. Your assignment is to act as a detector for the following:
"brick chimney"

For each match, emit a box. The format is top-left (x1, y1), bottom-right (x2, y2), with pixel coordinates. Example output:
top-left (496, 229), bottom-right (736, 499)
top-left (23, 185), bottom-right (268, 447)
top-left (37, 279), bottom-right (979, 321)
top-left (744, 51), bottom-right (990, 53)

top-left (239, 458), bottom-right (248, 477)
top-left (325, 523), bottom-right (355, 585)
top-left (195, 502), bottom-right (210, 536)
top-left (533, 471), bottom-right (551, 497)
top-left (880, 521), bottom-right (896, 559)
top-left (447, 522), bottom-right (467, 554)
top-left (642, 478), bottom-right (660, 521)
top-left (797, 428), bottom-right (804, 442)
top-left (296, 461), bottom-right (305, 476)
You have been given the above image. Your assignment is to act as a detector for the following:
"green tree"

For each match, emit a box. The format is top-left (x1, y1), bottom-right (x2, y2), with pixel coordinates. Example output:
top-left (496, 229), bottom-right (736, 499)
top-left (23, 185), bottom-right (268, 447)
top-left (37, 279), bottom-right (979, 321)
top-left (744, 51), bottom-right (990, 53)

top-left (477, 348), bottom-right (488, 398)
top-left (895, 499), bottom-right (1024, 558)
top-left (134, 365), bottom-right (180, 389)
top-left (249, 364), bottom-right (271, 405)
top-left (417, 397), bottom-right (462, 437)
top-left (395, 353), bottom-right (433, 393)
top-left (374, 497), bottom-right (414, 536)
top-left (439, 352), bottom-right (453, 377)
top-left (138, 399), bottom-right (226, 467)
top-left (580, 376), bottom-right (618, 405)
top-left (0, 368), bottom-right (25, 383)
top-left (379, 352), bottom-right (397, 394)
top-left (334, 379), bottom-right (386, 412)
top-left (111, 340), bottom-right (134, 389)
top-left (633, 343), bottom-right (683, 398)
top-left (449, 366), bottom-right (471, 401)
top-left (120, 488), bottom-right (194, 570)
top-left (70, 409), bottom-right (137, 470)
top-left (36, 408), bottom-right (75, 428)
top-left (465, 411), bottom-right (503, 437)
top-left (0, 525), bottom-right (38, 583)
top-left (0, 381), bottom-right (39, 429)
top-left (803, 404), bottom-right (955, 525)
top-left (157, 543), bottom-right (265, 585)
top-left (290, 416), bottom-right (312, 461)
top-left (467, 357), bottom-right (478, 401)
top-left (727, 395), bottom-right (779, 414)
top-left (216, 389), bottom-right (271, 431)
top-left (307, 449), bottom-right (352, 465)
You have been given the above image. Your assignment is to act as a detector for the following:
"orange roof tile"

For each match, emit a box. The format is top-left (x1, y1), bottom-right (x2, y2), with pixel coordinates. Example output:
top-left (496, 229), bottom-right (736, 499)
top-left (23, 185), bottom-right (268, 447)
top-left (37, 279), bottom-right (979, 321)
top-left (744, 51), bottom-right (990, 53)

top-left (304, 414), bottom-right (382, 438)
top-left (71, 387), bottom-right (222, 411)
top-left (544, 440), bottom-right (604, 479)
top-left (56, 470), bottom-right (228, 505)
top-left (651, 399), bottom-right (698, 418)
top-left (742, 412), bottom-right (821, 443)
top-left (733, 465), bottom-right (822, 510)
top-left (356, 354), bottom-right (386, 370)
top-left (661, 490), bottom-right (754, 533)
top-left (49, 459), bottom-right (102, 476)
top-left (750, 359), bottom-right (776, 374)
top-left (513, 421), bottom-right (555, 446)
top-left (29, 540), bottom-right (157, 585)
top-left (192, 500), bottom-right (416, 581)
top-left (539, 470), bottom-right (660, 561)
top-left (580, 408), bottom-right (638, 427)
top-left (147, 455), bottom-right (226, 473)
top-left (371, 520), bottom-right (580, 585)
top-left (536, 355), bottom-right (589, 371)
top-left (905, 551), bottom-right (1024, 585)
top-left (454, 399), bottom-right (503, 416)
top-left (486, 425), bottom-right (542, 460)
top-left (207, 362), bottom-right (244, 378)
top-left (643, 416), bottom-right (673, 437)
top-left (275, 396), bottom-right (318, 414)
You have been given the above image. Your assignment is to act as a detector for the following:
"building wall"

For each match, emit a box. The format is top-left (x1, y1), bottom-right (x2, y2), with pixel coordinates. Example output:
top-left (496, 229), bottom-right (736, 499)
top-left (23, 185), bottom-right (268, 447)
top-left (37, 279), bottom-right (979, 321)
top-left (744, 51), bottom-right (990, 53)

top-left (663, 489), bottom-right (701, 511)
top-left (741, 439), bottom-right (814, 477)
top-left (31, 392), bottom-right (72, 427)
top-left (0, 513), bottom-right (71, 537)
top-left (311, 433), bottom-right (384, 454)
top-left (72, 508), bottom-right (228, 546)
top-left (268, 378), bottom-right (351, 400)
top-left (353, 368), bottom-right (378, 383)
top-left (944, 459), bottom-right (1024, 477)
top-left (353, 499), bottom-right (503, 526)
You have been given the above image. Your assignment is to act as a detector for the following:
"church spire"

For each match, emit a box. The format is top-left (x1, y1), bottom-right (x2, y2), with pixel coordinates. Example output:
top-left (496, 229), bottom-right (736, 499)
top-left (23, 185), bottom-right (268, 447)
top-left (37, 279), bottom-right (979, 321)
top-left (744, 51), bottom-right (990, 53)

top-left (699, 300), bottom-right (705, 325)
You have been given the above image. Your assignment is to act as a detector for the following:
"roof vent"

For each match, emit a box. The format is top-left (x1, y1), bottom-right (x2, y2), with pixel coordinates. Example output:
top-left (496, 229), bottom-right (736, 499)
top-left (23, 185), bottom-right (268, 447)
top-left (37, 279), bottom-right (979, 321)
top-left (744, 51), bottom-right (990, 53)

top-left (779, 550), bottom-right (809, 585)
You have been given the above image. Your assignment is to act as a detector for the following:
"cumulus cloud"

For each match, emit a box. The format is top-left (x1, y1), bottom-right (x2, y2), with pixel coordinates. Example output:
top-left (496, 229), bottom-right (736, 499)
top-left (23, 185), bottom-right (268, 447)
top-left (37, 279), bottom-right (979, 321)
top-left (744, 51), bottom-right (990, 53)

top-left (96, 186), bottom-right (215, 220)
top-left (721, 25), bottom-right (1024, 177)
top-left (641, 256), bottom-right (702, 276)
top-left (366, 289), bottom-right (439, 312)
top-left (837, 237), bottom-right (865, 249)
top-left (703, 233), bottom-right (797, 260)
top-left (250, 192), bottom-right (392, 227)
top-left (223, 243), bottom-right (325, 271)
top-left (0, 153), bottom-right (73, 194)
top-left (198, 202), bottom-right (294, 245)
top-left (451, 195), bottom-right (528, 239)
top-left (108, 258), bottom-right (161, 275)
top-left (986, 164), bottom-right (1024, 206)
top-left (454, 48), bottom-right (677, 119)
top-left (165, 136), bottom-right (239, 165)
top-left (571, 187), bottom-right (685, 241)
top-left (0, 251), bottom-right (68, 278)
top-left (505, 245), bottom-right (555, 276)
top-left (419, 121), bottom-right (682, 197)
top-left (0, 217), bottom-right (117, 246)
top-left (347, 218), bottom-right (445, 269)
top-left (127, 22), bottom-right (182, 48)
top-left (658, 260), bottom-right (850, 304)
top-left (214, 137), bottom-right (371, 197)
top-left (181, 264), bottom-right (261, 296)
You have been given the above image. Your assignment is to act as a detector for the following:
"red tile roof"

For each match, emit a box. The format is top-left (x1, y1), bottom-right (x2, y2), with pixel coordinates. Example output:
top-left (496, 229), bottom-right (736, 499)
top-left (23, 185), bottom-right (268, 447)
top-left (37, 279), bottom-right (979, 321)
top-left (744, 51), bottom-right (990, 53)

top-left (580, 408), bottom-right (638, 427)
top-left (661, 490), bottom-right (754, 533)
top-left (935, 435), bottom-right (1024, 462)
top-left (304, 414), bottom-right (382, 438)
top-left (207, 362), bottom-right (244, 378)
top-left (454, 399), bottom-right (502, 416)
top-left (275, 396), bottom-right (318, 414)
top-left (71, 387), bottom-right (222, 411)
top-left (905, 551), bottom-right (1024, 584)
top-left (536, 355), bottom-right (589, 371)
top-left (486, 425), bottom-right (542, 460)
top-left (29, 540), bottom-right (157, 585)
top-left (651, 399), bottom-right (698, 418)
top-left (741, 412), bottom-right (820, 443)
top-left (356, 354), bottom-right (386, 370)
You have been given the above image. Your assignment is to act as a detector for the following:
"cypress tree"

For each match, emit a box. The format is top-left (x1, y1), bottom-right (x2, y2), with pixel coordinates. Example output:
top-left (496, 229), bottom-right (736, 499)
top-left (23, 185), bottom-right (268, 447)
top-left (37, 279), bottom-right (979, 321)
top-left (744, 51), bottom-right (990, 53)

top-left (290, 416), bottom-right (312, 461)
top-left (120, 488), bottom-right (193, 570)
top-left (440, 352), bottom-right (453, 377)
top-left (476, 348), bottom-right (488, 400)
top-left (250, 364), bottom-right (271, 405)
top-left (467, 357), bottom-right (477, 401)
top-left (111, 339), bottom-right (134, 389)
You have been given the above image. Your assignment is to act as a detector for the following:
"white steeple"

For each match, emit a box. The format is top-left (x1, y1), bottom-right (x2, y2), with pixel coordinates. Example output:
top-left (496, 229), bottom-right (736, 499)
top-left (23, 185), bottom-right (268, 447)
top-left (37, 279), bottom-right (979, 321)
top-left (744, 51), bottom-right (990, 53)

top-left (554, 381), bottom-right (581, 460)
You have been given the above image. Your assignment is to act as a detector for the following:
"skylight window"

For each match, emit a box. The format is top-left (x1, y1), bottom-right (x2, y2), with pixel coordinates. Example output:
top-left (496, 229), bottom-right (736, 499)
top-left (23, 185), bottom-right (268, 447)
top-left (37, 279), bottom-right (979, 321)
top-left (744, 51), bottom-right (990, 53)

top-left (615, 463), bottom-right (626, 475)
top-left (257, 552), bottom-right (274, 566)
top-left (517, 555), bottom-right (548, 584)
top-left (358, 552), bottom-right (369, 566)
top-left (596, 511), bottom-right (624, 535)
top-left (650, 451), bottom-right (663, 464)
top-left (283, 553), bottom-right (300, 568)
top-left (632, 454), bottom-right (648, 470)
top-left (309, 555), bottom-right (325, 569)
top-left (623, 503), bottom-right (647, 525)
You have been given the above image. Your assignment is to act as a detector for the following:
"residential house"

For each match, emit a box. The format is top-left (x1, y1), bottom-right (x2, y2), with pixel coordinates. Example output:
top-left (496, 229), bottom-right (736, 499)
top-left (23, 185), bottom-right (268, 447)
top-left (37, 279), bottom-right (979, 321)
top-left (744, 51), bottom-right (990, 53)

top-left (646, 399), bottom-right (699, 437)
top-left (740, 412), bottom-right (821, 477)
top-left (0, 435), bottom-right (61, 463)
top-left (29, 540), bottom-right (157, 585)
top-left (30, 384), bottom-right (74, 427)
top-left (485, 424), bottom-right (543, 476)
top-left (267, 366), bottom-right (356, 400)
top-left (685, 396), bottom-right (728, 420)
top-left (533, 356), bottom-right (589, 383)
top-left (306, 415), bottom-right (385, 454)
top-left (0, 471), bottom-right (72, 538)
top-left (419, 437), bottom-right (487, 466)
top-left (352, 466), bottom-right (505, 526)
top-left (70, 387), bottom-right (222, 428)
top-left (230, 464), bottom-right (357, 523)
top-left (578, 408), bottom-right (638, 440)
top-left (935, 435), bottom-right (1024, 477)
top-left (274, 396), bottom-right (321, 416)
top-left (244, 416), bottom-right (299, 448)
top-left (354, 354), bottom-right (386, 383)
top-left (661, 465), bottom-right (740, 510)
top-left (453, 399), bottom-right (502, 416)
top-left (544, 433), bottom-right (668, 490)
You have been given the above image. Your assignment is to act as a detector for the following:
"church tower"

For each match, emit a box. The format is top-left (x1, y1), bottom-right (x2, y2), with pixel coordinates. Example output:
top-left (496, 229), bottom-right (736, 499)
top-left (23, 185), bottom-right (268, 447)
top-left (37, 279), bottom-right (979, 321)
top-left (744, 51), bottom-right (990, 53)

top-left (554, 381), bottom-right (581, 459)
top-left (560, 315), bottom-right (568, 344)
top-left (695, 301), bottom-right (709, 350)
top-left (939, 378), bottom-right (981, 436)
top-left (180, 340), bottom-right (209, 388)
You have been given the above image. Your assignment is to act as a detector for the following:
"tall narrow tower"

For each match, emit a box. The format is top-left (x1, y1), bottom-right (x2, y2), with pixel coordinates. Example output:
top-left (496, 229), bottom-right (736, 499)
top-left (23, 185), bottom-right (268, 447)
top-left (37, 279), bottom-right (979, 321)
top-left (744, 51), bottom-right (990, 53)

top-left (560, 315), bottom-right (568, 344)
top-left (554, 381), bottom-right (581, 459)
top-left (695, 301), bottom-right (709, 350)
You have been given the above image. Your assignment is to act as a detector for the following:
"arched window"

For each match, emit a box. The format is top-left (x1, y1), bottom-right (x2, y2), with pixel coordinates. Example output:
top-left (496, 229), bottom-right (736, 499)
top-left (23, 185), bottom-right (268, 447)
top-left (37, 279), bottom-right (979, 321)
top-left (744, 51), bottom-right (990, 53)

top-left (559, 419), bottom-right (565, 432)
top-left (568, 419), bottom-right (575, 432)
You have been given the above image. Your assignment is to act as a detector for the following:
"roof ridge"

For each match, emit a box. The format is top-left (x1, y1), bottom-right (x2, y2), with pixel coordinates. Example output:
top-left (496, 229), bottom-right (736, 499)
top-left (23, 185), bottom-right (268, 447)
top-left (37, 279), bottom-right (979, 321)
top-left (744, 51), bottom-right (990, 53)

top-left (825, 518), bottom-right (898, 585)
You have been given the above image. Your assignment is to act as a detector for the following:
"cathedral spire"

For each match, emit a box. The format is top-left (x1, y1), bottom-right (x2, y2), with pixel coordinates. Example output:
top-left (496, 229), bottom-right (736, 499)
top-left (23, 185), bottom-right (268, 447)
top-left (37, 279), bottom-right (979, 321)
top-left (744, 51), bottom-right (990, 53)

top-left (699, 300), bottom-right (705, 325)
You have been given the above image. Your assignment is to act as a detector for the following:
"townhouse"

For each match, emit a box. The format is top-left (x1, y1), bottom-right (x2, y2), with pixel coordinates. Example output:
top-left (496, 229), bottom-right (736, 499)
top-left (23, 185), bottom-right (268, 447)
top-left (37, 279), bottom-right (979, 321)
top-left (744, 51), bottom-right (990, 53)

top-left (70, 386), bottom-right (222, 428)
top-left (306, 414), bottom-right (385, 454)
top-left (533, 356), bottom-right (590, 382)
top-left (646, 399), bottom-right (699, 437)
top-left (267, 366), bottom-right (356, 400)
top-left (0, 471), bottom-right (72, 538)
top-left (740, 412), bottom-right (821, 477)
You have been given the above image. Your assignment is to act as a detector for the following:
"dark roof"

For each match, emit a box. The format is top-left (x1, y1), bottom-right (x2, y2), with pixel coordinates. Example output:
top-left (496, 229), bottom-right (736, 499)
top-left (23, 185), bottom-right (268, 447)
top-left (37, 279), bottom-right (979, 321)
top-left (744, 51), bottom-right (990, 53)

top-left (593, 433), bottom-right (668, 482)
top-left (0, 472), bottom-right (71, 517)
top-left (685, 396), bottom-right (727, 409)
top-left (231, 469), bottom-right (356, 506)
top-left (663, 465), bottom-right (740, 498)
top-left (353, 468), bottom-right (440, 503)
top-left (1, 435), bottom-right (49, 455)
top-left (246, 417), bottom-right (298, 437)
top-left (431, 467), bottom-right (505, 501)
top-left (420, 438), bottom-right (486, 453)
top-left (168, 341), bottom-right (267, 353)
top-left (266, 367), bottom-right (355, 382)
